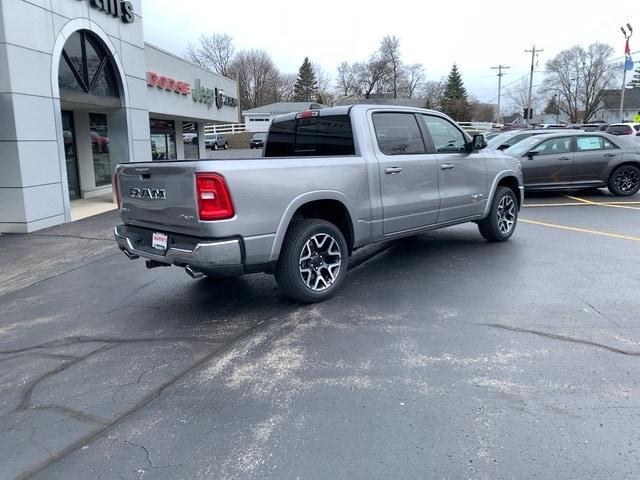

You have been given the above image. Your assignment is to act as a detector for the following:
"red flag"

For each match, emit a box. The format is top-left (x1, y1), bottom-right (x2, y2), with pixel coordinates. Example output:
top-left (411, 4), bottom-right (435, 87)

top-left (625, 38), bottom-right (631, 55)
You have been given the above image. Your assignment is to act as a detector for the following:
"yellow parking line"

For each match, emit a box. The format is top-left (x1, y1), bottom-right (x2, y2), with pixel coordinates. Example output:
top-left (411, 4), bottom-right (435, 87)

top-left (520, 218), bottom-right (640, 242)
top-left (564, 195), bottom-right (640, 211)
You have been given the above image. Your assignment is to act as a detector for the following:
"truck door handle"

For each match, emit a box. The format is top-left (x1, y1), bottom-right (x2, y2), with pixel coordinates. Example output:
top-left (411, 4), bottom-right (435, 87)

top-left (558, 157), bottom-right (571, 161)
top-left (385, 167), bottom-right (403, 175)
top-left (440, 163), bottom-right (455, 170)
top-left (604, 153), bottom-right (616, 158)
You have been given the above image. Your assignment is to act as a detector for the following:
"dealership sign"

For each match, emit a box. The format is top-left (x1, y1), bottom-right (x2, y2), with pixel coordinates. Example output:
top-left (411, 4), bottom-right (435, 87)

top-left (146, 72), bottom-right (237, 110)
top-left (147, 72), bottom-right (191, 95)
top-left (80, 0), bottom-right (135, 24)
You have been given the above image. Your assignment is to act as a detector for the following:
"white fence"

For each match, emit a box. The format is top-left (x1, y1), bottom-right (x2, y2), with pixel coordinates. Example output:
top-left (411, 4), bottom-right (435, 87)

top-left (204, 123), bottom-right (247, 135)
top-left (457, 122), bottom-right (500, 132)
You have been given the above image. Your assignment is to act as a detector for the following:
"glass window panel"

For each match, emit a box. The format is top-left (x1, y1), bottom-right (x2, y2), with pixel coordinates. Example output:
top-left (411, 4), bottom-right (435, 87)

top-left (372, 113), bottom-right (425, 155)
top-left (182, 122), bottom-right (200, 159)
top-left (420, 115), bottom-right (466, 153)
top-left (576, 137), bottom-right (604, 151)
top-left (58, 56), bottom-right (82, 92)
top-left (91, 62), bottom-right (118, 97)
top-left (90, 113), bottom-right (111, 187)
top-left (150, 119), bottom-right (177, 161)
top-left (84, 36), bottom-right (103, 84)
top-left (64, 32), bottom-right (86, 85)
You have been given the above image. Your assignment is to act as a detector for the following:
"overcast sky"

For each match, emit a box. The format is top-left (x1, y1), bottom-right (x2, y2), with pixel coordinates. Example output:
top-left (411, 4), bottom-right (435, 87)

top-left (141, 0), bottom-right (636, 105)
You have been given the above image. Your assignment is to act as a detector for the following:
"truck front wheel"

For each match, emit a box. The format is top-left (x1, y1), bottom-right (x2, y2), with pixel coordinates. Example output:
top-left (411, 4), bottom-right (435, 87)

top-left (478, 186), bottom-right (518, 242)
top-left (275, 219), bottom-right (348, 303)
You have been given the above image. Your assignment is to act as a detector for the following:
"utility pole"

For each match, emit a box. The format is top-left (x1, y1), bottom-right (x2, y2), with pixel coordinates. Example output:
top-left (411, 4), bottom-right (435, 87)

top-left (491, 64), bottom-right (510, 124)
top-left (525, 45), bottom-right (543, 126)
top-left (620, 24), bottom-right (633, 122)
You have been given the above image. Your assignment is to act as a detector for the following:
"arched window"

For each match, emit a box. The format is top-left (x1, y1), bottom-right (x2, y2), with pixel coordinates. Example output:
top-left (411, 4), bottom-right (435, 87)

top-left (58, 30), bottom-right (119, 98)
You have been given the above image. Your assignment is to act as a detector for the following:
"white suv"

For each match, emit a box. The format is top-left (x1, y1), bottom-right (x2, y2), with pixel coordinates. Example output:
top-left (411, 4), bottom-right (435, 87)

top-left (606, 123), bottom-right (640, 143)
top-left (204, 133), bottom-right (229, 150)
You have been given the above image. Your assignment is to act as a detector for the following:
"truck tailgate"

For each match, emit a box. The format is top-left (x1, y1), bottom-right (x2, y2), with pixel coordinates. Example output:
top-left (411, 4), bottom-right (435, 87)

top-left (117, 162), bottom-right (202, 236)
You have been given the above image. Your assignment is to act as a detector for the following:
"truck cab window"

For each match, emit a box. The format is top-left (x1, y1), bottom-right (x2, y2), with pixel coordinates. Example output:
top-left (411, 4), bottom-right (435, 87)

top-left (372, 113), bottom-right (425, 155)
top-left (264, 115), bottom-right (355, 157)
top-left (421, 115), bottom-right (466, 153)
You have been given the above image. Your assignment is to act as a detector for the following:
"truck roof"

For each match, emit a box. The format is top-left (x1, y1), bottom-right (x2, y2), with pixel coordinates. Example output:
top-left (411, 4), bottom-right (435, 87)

top-left (271, 104), bottom-right (445, 124)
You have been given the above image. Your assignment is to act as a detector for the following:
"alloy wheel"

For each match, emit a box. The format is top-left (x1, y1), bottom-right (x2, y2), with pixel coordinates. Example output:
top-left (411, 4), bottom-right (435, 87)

top-left (613, 167), bottom-right (639, 193)
top-left (496, 195), bottom-right (516, 235)
top-left (299, 233), bottom-right (342, 291)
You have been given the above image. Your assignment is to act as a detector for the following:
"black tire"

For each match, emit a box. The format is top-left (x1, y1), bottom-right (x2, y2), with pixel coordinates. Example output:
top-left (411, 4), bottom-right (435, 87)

top-left (274, 219), bottom-right (349, 303)
top-left (223, 142), bottom-right (229, 150)
top-left (607, 164), bottom-right (640, 196)
top-left (213, 143), bottom-right (218, 150)
top-left (478, 186), bottom-right (518, 242)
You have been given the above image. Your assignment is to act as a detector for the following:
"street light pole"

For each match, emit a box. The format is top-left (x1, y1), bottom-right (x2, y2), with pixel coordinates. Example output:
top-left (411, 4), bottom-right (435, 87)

top-left (620, 24), bottom-right (633, 122)
top-left (491, 65), bottom-right (510, 124)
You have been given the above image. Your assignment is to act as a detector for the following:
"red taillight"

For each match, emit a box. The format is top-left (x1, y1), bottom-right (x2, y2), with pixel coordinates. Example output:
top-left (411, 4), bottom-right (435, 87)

top-left (114, 173), bottom-right (120, 209)
top-left (296, 110), bottom-right (320, 119)
top-left (196, 173), bottom-right (235, 221)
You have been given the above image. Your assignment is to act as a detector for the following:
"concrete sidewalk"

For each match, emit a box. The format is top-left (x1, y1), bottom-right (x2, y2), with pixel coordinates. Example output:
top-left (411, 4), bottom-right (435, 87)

top-left (0, 211), bottom-right (120, 297)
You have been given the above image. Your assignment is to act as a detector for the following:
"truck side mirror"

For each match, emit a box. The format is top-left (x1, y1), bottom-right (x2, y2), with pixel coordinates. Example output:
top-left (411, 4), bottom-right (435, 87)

top-left (527, 150), bottom-right (540, 159)
top-left (466, 134), bottom-right (487, 152)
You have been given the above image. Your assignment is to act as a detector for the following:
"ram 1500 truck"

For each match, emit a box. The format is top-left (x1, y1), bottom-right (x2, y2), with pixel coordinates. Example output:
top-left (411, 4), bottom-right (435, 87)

top-left (115, 105), bottom-right (524, 302)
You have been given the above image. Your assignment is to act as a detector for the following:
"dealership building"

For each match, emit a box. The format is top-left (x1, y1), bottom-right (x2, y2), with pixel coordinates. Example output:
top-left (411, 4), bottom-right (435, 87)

top-left (0, 0), bottom-right (239, 233)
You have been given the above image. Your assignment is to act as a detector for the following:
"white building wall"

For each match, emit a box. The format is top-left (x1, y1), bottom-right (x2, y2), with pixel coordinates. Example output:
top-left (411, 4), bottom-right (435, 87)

top-left (244, 114), bottom-right (272, 132)
top-left (0, 0), bottom-right (237, 233)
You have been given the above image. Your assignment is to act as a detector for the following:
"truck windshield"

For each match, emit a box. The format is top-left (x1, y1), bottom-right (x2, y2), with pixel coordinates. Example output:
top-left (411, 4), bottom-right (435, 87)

top-left (264, 114), bottom-right (355, 157)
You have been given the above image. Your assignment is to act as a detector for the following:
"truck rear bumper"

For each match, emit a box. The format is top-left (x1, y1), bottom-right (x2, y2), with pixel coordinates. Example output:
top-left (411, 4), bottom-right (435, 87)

top-left (114, 224), bottom-right (243, 276)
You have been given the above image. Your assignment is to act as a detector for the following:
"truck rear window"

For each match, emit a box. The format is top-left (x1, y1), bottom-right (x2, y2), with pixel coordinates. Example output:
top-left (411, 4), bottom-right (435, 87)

top-left (264, 114), bottom-right (355, 157)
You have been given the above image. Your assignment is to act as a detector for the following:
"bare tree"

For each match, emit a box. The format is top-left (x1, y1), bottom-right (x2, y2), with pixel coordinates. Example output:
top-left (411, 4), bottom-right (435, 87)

top-left (229, 50), bottom-right (281, 109)
top-left (379, 35), bottom-right (402, 98)
top-left (544, 42), bottom-right (619, 122)
top-left (275, 73), bottom-right (297, 102)
top-left (185, 33), bottom-right (235, 77)
top-left (336, 61), bottom-right (361, 97)
top-left (358, 55), bottom-right (392, 99)
top-left (505, 78), bottom-right (538, 116)
top-left (312, 62), bottom-right (333, 103)
top-left (421, 79), bottom-right (445, 110)
top-left (400, 63), bottom-right (425, 98)
top-left (469, 99), bottom-right (497, 122)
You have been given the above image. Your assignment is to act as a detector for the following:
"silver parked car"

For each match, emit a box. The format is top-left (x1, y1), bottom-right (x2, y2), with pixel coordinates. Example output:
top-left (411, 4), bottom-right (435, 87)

top-left (503, 132), bottom-right (640, 196)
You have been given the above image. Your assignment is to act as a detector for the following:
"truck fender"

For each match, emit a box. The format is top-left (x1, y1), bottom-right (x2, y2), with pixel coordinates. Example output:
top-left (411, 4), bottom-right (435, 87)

top-left (482, 170), bottom-right (523, 218)
top-left (269, 190), bottom-right (354, 262)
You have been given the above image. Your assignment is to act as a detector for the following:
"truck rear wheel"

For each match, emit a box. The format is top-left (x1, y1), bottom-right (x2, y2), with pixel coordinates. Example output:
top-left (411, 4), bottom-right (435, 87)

top-left (478, 186), bottom-right (518, 242)
top-left (275, 219), bottom-right (348, 303)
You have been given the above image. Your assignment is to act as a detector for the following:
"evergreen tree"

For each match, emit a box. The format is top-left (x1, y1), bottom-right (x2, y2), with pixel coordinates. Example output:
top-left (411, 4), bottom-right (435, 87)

top-left (441, 64), bottom-right (470, 121)
top-left (293, 57), bottom-right (318, 101)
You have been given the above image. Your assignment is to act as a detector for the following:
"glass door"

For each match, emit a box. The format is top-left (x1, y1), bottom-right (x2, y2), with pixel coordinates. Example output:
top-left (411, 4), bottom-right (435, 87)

top-left (61, 111), bottom-right (81, 200)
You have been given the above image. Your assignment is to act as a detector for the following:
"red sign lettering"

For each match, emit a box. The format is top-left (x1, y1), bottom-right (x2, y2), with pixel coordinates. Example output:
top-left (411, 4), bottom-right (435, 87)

top-left (146, 71), bottom-right (190, 96)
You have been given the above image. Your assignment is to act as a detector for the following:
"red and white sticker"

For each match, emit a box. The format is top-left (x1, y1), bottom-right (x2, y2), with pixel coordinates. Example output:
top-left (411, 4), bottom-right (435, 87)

top-left (152, 232), bottom-right (168, 250)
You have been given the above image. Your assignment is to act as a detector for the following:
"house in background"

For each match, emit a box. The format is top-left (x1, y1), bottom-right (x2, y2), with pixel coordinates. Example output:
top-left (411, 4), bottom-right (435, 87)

top-left (597, 89), bottom-right (640, 123)
top-left (242, 102), bottom-right (324, 132)
top-left (333, 95), bottom-right (426, 109)
top-left (501, 113), bottom-right (527, 130)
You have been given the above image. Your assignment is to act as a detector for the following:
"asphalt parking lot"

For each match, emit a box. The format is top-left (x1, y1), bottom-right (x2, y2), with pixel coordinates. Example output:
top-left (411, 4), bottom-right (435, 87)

top-left (1, 189), bottom-right (640, 480)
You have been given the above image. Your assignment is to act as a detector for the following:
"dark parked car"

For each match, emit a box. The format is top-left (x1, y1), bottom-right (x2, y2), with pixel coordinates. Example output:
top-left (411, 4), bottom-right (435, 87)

top-left (249, 132), bottom-right (267, 149)
top-left (486, 128), bottom-right (583, 151)
top-left (504, 132), bottom-right (640, 196)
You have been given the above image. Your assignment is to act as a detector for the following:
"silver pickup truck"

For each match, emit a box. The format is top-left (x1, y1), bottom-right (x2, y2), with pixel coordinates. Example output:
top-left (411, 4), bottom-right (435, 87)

top-left (115, 105), bottom-right (524, 302)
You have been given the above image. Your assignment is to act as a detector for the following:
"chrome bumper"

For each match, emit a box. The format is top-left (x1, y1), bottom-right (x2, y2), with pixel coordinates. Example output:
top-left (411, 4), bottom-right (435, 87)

top-left (114, 225), bottom-right (243, 272)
